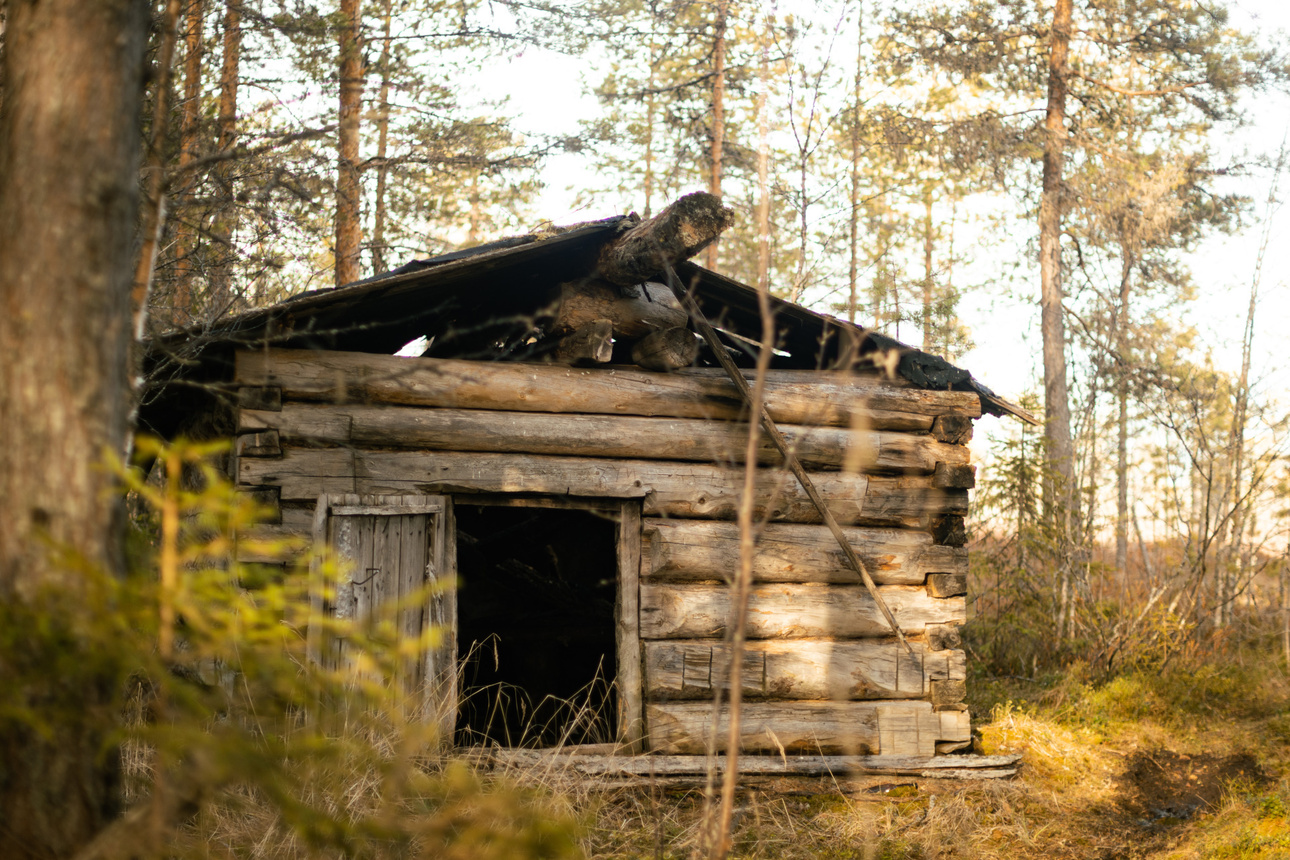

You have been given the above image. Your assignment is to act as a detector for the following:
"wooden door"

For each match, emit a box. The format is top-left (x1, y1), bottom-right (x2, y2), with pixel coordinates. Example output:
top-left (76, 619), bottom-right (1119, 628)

top-left (308, 493), bottom-right (455, 735)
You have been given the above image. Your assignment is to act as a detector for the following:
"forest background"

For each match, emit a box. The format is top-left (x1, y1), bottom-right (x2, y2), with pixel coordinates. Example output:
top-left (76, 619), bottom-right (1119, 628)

top-left (125, 0), bottom-right (1290, 647)
top-left (4, 0), bottom-right (1290, 857)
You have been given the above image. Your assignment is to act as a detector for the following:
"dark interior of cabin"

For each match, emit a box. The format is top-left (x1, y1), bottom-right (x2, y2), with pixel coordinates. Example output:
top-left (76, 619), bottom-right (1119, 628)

top-left (454, 503), bottom-right (618, 748)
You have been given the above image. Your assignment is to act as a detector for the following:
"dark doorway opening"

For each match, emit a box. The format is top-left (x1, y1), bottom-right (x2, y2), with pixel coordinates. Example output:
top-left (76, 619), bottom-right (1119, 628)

top-left (454, 503), bottom-right (618, 748)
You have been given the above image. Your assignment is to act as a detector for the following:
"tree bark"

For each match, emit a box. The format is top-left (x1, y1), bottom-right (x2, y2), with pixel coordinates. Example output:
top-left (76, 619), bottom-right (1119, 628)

top-left (0, 0), bottom-right (148, 854)
top-left (848, 4), bottom-right (863, 325)
top-left (335, 0), bottom-right (364, 286)
top-left (370, 0), bottom-right (393, 275)
top-left (130, 0), bottom-right (184, 340)
top-left (756, 15), bottom-right (771, 294)
top-left (703, 0), bottom-right (728, 272)
top-left (1115, 254), bottom-right (1131, 597)
top-left (922, 192), bottom-right (934, 352)
top-left (1040, 0), bottom-right (1074, 526)
top-left (1040, 0), bottom-right (1076, 637)
top-left (172, 0), bottom-right (206, 326)
top-left (209, 0), bottom-right (241, 321)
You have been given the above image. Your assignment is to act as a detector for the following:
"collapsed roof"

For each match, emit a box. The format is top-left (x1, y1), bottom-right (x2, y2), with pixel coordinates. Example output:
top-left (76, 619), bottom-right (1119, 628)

top-left (141, 195), bottom-right (1033, 440)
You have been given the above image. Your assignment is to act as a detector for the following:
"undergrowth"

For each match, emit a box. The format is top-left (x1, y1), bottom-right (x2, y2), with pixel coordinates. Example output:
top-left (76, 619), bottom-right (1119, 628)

top-left (8, 438), bottom-right (1289, 859)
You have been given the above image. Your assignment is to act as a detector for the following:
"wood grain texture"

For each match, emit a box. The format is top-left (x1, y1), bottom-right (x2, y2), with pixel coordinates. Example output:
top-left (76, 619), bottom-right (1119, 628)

top-left (617, 501), bottom-right (644, 751)
top-left (641, 519), bottom-right (966, 584)
top-left (631, 326), bottom-right (700, 372)
top-left (643, 639), bottom-right (966, 700)
top-left (234, 348), bottom-right (980, 429)
top-left (555, 279), bottom-right (687, 338)
top-left (488, 750), bottom-right (1017, 778)
top-left (240, 402), bottom-right (969, 473)
top-left (645, 700), bottom-right (940, 756)
top-left (239, 448), bottom-right (968, 528)
top-left (639, 584), bottom-right (966, 640)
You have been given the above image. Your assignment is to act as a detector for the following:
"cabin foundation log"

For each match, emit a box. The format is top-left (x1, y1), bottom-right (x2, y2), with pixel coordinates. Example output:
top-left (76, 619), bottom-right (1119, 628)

top-left (488, 750), bottom-right (1020, 779)
top-left (645, 701), bottom-right (941, 756)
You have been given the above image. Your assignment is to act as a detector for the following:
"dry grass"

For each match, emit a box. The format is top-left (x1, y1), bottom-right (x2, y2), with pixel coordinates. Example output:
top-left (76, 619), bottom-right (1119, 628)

top-left (129, 642), bottom-right (1290, 860)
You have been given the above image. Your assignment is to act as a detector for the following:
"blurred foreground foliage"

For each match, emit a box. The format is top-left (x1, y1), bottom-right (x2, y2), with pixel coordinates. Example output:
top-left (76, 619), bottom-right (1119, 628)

top-left (0, 438), bottom-right (581, 860)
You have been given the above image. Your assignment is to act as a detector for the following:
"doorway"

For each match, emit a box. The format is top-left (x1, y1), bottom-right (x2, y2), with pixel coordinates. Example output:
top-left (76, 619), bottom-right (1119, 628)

top-left (453, 502), bottom-right (619, 748)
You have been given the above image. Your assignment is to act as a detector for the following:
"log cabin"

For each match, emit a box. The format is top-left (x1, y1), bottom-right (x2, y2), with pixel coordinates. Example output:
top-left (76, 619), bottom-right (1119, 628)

top-left (141, 193), bottom-right (1032, 775)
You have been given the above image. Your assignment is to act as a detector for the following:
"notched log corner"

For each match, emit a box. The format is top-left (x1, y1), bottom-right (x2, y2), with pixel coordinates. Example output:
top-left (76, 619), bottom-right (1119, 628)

top-left (926, 572), bottom-right (967, 598)
top-left (931, 515), bottom-right (967, 547)
top-left (238, 386), bottom-right (282, 412)
top-left (931, 414), bottom-right (974, 445)
top-left (597, 192), bottom-right (735, 286)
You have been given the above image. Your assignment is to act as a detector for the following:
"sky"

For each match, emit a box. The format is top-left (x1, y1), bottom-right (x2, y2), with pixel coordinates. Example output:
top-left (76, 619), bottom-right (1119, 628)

top-left (471, 0), bottom-right (1290, 434)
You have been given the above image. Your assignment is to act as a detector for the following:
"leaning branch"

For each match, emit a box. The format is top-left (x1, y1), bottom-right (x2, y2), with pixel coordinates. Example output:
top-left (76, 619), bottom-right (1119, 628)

top-left (660, 261), bottom-right (916, 656)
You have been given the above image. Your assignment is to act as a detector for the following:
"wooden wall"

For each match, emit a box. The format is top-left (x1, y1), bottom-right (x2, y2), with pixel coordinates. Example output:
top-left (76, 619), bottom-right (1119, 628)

top-left (233, 348), bottom-right (976, 757)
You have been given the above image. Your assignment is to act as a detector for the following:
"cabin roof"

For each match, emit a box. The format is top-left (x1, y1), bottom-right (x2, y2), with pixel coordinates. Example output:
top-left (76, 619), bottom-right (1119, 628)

top-left (143, 212), bottom-right (1033, 436)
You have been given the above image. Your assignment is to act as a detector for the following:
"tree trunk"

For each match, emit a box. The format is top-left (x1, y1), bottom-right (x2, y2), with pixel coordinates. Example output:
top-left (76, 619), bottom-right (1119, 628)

top-left (756, 15), bottom-right (771, 293)
top-left (335, 0), bottom-right (364, 286)
top-left (370, 0), bottom-right (392, 275)
top-left (130, 0), bottom-right (184, 340)
top-left (1039, 0), bottom-right (1074, 528)
top-left (703, 0), bottom-right (728, 272)
top-left (0, 0), bottom-right (148, 855)
top-left (643, 2), bottom-right (660, 219)
top-left (1115, 254), bottom-right (1131, 599)
top-left (847, 4), bottom-right (863, 325)
top-left (171, 0), bottom-right (205, 326)
top-left (922, 191), bottom-right (934, 352)
top-left (209, 0), bottom-right (241, 321)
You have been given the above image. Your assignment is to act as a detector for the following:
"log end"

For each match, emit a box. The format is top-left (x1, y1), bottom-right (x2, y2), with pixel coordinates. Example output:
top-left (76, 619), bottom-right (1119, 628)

top-left (597, 192), bottom-right (735, 286)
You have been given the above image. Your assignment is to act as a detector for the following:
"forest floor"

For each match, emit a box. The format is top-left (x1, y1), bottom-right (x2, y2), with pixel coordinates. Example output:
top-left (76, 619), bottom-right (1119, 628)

top-left (550, 648), bottom-right (1290, 859)
top-left (176, 641), bottom-right (1290, 859)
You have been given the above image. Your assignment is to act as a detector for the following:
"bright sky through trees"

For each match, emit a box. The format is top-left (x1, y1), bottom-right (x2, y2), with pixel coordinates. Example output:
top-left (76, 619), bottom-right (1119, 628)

top-left (472, 0), bottom-right (1290, 421)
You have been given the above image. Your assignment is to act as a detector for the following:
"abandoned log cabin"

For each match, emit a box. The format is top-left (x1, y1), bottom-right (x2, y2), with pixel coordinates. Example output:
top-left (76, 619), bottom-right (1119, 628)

top-left (141, 193), bottom-right (1031, 762)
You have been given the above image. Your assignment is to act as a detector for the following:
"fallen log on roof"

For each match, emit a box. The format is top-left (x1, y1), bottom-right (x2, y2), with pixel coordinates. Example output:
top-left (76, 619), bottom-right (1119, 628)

top-left (596, 192), bottom-right (735, 287)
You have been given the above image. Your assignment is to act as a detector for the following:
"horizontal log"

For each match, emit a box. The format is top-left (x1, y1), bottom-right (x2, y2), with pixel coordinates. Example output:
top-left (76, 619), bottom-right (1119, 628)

top-left (641, 519), bottom-right (966, 585)
top-left (640, 584), bottom-right (966, 639)
top-left (555, 280), bottom-right (688, 339)
top-left (489, 750), bottom-right (1019, 778)
top-left (931, 414), bottom-right (973, 445)
top-left (234, 349), bottom-right (980, 430)
top-left (932, 515), bottom-right (967, 546)
top-left (240, 403), bottom-right (970, 473)
top-left (631, 326), bottom-right (700, 372)
top-left (238, 448), bottom-right (969, 528)
top-left (645, 701), bottom-right (940, 756)
top-left (925, 624), bottom-right (962, 653)
top-left (926, 573), bottom-right (966, 598)
top-left (238, 386), bottom-right (282, 412)
top-left (596, 192), bottom-right (734, 287)
top-left (553, 318), bottom-right (614, 364)
top-left (643, 639), bottom-right (965, 701)
top-left (235, 429), bottom-right (281, 458)
top-left (932, 463), bottom-right (976, 489)
top-left (938, 710), bottom-right (972, 743)
top-left (930, 679), bottom-right (967, 706)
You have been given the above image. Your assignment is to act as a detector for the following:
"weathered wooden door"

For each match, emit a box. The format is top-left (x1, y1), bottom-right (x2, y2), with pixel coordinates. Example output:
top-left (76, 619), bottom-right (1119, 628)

top-left (308, 493), bottom-right (456, 734)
